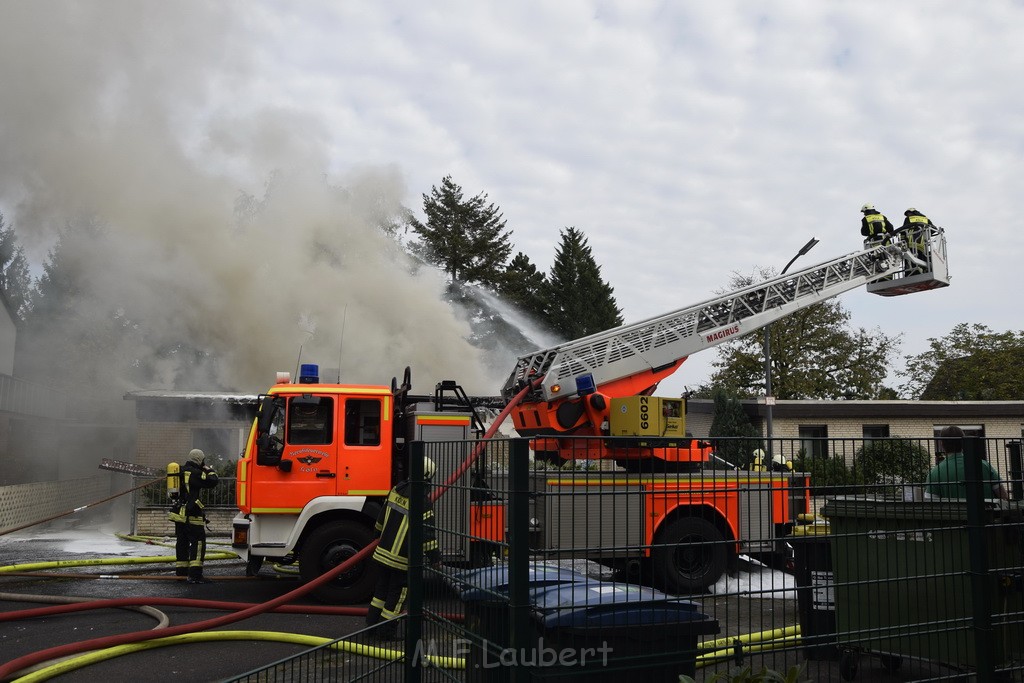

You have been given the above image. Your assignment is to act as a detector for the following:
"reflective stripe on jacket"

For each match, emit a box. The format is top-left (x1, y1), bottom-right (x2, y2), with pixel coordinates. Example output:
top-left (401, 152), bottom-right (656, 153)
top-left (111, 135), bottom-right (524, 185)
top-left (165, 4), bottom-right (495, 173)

top-left (372, 482), bottom-right (439, 571)
top-left (168, 463), bottom-right (219, 526)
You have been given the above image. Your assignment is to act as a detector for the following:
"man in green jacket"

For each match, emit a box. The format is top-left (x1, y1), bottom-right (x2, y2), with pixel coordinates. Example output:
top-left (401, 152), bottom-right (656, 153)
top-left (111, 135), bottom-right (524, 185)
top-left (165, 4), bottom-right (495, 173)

top-left (926, 426), bottom-right (1008, 500)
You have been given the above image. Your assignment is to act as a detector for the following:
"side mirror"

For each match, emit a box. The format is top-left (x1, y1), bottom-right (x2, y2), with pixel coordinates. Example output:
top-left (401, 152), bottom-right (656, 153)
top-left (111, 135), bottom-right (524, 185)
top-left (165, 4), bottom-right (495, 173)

top-left (255, 395), bottom-right (285, 467)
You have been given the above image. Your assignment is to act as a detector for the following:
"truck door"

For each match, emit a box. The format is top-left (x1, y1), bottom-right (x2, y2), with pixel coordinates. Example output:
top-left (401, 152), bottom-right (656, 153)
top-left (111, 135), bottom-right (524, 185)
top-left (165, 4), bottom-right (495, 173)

top-left (249, 394), bottom-right (340, 511)
top-left (336, 396), bottom-right (392, 496)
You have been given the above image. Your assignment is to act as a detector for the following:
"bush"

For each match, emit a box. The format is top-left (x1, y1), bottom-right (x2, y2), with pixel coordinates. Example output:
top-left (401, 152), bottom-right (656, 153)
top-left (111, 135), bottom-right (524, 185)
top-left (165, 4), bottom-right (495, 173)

top-left (851, 439), bottom-right (931, 495)
top-left (793, 451), bottom-right (855, 495)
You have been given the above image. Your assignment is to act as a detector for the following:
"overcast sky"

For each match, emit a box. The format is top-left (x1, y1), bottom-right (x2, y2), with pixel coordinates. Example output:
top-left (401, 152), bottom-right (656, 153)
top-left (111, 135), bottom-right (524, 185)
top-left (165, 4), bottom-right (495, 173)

top-left (2, 1), bottom-right (1022, 396)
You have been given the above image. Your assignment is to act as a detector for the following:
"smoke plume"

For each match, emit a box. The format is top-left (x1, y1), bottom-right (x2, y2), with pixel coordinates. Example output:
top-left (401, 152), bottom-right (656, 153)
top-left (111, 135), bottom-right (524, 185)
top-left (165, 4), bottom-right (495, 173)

top-left (0, 3), bottom-right (497, 396)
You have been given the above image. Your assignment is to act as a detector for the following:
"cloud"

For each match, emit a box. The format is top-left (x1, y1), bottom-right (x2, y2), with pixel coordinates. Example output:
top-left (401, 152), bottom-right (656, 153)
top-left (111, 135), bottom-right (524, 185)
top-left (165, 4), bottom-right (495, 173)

top-left (2, 0), bottom-right (1023, 398)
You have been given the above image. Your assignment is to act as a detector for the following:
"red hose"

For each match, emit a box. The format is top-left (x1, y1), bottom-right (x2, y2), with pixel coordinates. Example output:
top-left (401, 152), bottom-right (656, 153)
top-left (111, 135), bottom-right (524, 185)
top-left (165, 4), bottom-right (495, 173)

top-left (0, 380), bottom-right (536, 679)
top-left (0, 597), bottom-right (369, 622)
top-left (430, 378), bottom-right (539, 502)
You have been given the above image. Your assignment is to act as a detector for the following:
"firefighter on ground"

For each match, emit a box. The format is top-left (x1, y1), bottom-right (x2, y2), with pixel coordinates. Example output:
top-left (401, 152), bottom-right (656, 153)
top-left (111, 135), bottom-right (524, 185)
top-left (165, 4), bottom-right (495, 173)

top-left (168, 449), bottom-right (219, 584)
top-left (898, 208), bottom-right (933, 274)
top-left (365, 456), bottom-right (441, 639)
top-left (860, 203), bottom-right (894, 245)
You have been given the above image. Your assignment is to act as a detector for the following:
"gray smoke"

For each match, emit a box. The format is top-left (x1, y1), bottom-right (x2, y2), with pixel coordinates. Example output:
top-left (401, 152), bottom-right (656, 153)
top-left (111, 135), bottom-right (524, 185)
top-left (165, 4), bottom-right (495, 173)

top-left (0, 3), bottom-right (498, 396)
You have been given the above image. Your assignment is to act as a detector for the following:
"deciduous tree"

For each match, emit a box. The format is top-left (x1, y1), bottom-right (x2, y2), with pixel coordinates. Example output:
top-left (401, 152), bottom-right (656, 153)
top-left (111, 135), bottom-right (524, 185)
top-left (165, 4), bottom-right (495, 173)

top-left (706, 268), bottom-right (900, 399)
top-left (899, 323), bottom-right (1024, 400)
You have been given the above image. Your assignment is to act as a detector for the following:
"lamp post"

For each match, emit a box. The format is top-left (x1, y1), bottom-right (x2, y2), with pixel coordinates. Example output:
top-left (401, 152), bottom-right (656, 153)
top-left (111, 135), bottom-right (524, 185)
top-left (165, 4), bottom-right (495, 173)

top-left (764, 237), bottom-right (819, 462)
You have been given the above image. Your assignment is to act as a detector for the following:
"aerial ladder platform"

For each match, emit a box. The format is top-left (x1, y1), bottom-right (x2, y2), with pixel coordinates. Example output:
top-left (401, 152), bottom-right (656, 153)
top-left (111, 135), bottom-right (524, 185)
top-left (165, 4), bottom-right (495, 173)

top-left (501, 226), bottom-right (949, 457)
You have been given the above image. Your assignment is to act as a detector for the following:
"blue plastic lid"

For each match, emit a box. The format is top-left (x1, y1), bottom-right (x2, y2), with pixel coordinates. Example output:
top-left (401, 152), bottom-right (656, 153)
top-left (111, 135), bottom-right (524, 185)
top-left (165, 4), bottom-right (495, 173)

top-left (456, 564), bottom-right (588, 602)
top-left (531, 582), bottom-right (705, 628)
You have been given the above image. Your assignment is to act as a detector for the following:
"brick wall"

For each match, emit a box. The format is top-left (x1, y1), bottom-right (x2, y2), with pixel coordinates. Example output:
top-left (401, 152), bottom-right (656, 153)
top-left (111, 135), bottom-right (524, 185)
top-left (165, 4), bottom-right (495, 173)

top-left (135, 506), bottom-right (235, 537)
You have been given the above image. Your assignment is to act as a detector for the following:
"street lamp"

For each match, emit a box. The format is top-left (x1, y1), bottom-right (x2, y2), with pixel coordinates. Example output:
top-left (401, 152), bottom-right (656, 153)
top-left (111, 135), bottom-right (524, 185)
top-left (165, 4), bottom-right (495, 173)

top-left (764, 237), bottom-right (819, 462)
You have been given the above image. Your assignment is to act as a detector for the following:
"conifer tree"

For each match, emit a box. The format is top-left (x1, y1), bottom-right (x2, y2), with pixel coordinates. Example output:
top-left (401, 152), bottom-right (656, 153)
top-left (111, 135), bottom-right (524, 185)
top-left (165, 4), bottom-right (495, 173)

top-left (409, 176), bottom-right (512, 288)
top-left (0, 214), bottom-right (32, 320)
top-left (544, 227), bottom-right (623, 339)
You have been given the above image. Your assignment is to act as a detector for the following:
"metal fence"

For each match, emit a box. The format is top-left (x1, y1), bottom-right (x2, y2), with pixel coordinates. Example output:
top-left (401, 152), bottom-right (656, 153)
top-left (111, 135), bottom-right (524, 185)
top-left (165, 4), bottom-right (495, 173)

top-left (229, 437), bottom-right (1024, 683)
top-left (134, 476), bottom-right (238, 508)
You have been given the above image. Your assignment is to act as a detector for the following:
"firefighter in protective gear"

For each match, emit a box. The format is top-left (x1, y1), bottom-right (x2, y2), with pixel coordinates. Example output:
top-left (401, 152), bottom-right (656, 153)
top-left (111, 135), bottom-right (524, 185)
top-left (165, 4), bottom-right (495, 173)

top-left (168, 449), bottom-right (219, 584)
top-left (365, 456), bottom-right (441, 639)
top-left (898, 208), bottom-right (933, 274)
top-left (860, 203), bottom-right (894, 245)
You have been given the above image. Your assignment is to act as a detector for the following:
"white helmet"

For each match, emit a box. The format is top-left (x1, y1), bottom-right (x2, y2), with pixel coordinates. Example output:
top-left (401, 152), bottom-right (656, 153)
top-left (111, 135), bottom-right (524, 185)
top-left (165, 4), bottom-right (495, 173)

top-left (423, 457), bottom-right (437, 480)
top-left (861, 203), bottom-right (875, 212)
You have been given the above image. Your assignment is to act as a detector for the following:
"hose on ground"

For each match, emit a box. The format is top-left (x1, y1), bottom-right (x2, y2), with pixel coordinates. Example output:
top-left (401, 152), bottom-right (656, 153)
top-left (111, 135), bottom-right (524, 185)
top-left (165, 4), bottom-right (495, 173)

top-left (0, 380), bottom-right (537, 681)
top-left (16, 630), bottom-right (463, 682)
top-left (0, 552), bottom-right (238, 575)
top-left (0, 593), bottom-right (371, 623)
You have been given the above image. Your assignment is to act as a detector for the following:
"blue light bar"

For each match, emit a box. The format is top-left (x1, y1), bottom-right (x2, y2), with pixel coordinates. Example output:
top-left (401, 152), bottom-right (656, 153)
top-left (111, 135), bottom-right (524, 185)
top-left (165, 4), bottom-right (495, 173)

top-left (298, 364), bottom-right (320, 384)
top-left (575, 373), bottom-right (596, 396)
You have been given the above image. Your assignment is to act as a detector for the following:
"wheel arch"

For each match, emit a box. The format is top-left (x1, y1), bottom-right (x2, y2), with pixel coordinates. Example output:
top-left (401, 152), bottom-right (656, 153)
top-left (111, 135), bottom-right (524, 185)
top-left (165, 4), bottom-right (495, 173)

top-left (653, 502), bottom-right (736, 547)
top-left (294, 503), bottom-right (379, 555)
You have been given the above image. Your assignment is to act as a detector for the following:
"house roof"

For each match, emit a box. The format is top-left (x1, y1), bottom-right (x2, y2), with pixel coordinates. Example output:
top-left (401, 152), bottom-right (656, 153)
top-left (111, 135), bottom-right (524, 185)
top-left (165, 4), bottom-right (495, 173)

top-left (123, 390), bottom-right (260, 422)
top-left (125, 390), bottom-right (259, 403)
top-left (686, 398), bottom-right (1024, 420)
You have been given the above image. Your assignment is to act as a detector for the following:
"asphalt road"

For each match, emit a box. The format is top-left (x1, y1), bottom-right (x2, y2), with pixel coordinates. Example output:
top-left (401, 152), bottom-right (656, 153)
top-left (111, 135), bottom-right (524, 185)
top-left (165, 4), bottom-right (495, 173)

top-left (1, 518), bottom-right (980, 682)
top-left (0, 521), bottom-right (374, 682)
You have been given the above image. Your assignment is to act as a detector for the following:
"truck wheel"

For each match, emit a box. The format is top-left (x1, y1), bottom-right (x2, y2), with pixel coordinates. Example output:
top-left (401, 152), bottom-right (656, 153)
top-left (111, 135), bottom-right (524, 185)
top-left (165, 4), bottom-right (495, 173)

top-left (299, 520), bottom-right (379, 604)
top-left (245, 555), bottom-right (264, 577)
top-left (652, 517), bottom-right (727, 594)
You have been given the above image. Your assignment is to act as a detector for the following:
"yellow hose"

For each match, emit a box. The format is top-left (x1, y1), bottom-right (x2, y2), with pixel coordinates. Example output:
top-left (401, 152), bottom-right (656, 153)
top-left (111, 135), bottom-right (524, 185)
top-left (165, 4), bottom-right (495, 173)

top-left (14, 630), bottom-right (464, 682)
top-left (0, 552), bottom-right (238, 574)
top-left (695, 625), bottom-right (802, 669)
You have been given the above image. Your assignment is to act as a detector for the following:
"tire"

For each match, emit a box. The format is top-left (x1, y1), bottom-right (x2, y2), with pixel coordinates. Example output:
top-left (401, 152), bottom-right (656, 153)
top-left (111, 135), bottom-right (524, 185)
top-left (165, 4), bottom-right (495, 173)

top-left (879, 654), bottom-right (902, 672)
top-left (245, 555), bottom-right (264, 577)
top-left (839, 651), bottom-right (859, 681)
top-left (651, 516), bottom-right (728, 594)
top-left (299, 519), bottom-right (379, 604)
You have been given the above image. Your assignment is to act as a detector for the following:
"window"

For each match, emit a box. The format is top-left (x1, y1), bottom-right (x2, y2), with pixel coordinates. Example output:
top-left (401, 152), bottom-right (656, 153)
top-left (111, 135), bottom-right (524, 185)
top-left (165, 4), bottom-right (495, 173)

top-left (933, 424), bottom-right (986, 461)
top-left (799, 425), bottom-right (829, 459)
top-left (344, 399), bottom-right (382, 446)
top-left (862, 424), bottom-right (890, 440)
top-left (287, 397), bottom-right (334, 445)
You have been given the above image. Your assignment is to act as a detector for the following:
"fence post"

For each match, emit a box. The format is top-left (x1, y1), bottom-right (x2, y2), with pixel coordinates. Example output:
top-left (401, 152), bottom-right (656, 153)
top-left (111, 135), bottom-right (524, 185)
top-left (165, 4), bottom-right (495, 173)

top-left (1006, 441), bottom-right (1023, 501)
top-left (404, 441), bottom-right (425, 683)
top-left (508, 438), bottom-right (532, 683)
top-left (963, 446), bottom-right (994, 682)
top-left (130, 476), bottom-right (139, 536)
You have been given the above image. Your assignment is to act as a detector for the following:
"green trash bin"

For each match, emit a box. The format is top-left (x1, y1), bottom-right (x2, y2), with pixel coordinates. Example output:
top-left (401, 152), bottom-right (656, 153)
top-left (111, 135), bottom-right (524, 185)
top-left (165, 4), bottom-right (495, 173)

top-left (790, 521), bottom-right (838, 661)
top-left (822, 496), bottom-right (1024, 679)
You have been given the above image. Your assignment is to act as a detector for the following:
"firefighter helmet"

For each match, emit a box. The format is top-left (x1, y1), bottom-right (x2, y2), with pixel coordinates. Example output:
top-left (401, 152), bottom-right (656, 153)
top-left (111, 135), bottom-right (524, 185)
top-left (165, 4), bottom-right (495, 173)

top-left (861, 203), bottom-right (875, 212)
top-left (905, 208), bottom-right (917, 215)
top-left (423, 457), bottom-right (436, 480)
